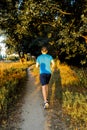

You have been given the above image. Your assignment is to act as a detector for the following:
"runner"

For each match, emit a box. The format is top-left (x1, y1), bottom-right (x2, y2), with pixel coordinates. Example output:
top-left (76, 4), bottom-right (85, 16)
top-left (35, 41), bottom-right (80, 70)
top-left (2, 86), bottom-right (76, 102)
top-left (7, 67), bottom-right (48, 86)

top-left (36, 46), bottom-right (55, 109)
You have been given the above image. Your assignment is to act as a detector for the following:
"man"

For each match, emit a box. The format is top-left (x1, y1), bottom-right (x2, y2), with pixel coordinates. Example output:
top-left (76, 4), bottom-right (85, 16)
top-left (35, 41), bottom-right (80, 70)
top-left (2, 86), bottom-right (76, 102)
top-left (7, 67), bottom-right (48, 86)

top-left (36, 46), bottom-right (55, 109)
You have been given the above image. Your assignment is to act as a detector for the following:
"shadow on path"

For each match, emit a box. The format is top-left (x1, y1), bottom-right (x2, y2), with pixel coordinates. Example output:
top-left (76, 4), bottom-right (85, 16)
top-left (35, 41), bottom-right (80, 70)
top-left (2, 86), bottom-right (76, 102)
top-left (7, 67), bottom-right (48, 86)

top-left (49, 68), bottom-right (63, 105)
top-left (48, 69), bottom-right (67, 130)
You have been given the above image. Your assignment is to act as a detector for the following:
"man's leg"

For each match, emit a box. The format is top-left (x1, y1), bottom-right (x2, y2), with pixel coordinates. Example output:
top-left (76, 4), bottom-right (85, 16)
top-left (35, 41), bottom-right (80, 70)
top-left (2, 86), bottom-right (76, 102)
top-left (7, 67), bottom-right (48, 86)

top-left (46, 84), bottom-right (48, 100)
top-left (42, 84), bottom-right (48, 102)
top-left (40, 74), bottom-right (50, 108)
top-left (42, 84), bottom-right (49, 108)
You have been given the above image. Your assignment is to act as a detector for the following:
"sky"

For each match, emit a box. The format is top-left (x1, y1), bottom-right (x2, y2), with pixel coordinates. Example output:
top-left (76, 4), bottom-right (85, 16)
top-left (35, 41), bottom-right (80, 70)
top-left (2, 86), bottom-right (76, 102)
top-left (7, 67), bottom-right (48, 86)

top-left (0, 35), bottom-right (6, 56)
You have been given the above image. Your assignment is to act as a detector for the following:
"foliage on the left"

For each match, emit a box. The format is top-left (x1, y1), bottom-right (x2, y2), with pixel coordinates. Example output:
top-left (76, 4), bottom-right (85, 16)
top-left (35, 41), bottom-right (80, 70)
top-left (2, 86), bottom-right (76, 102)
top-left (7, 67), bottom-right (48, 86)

top-left (0, 61), bottom-right (33, 127)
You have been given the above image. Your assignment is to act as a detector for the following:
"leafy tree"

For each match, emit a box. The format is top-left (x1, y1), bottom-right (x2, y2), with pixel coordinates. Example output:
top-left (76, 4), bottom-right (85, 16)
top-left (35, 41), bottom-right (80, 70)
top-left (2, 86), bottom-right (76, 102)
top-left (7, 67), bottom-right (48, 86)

top-left (0, 0), bottom-right (87, 66)
top-left (53, 0), bottom-right (87, 66)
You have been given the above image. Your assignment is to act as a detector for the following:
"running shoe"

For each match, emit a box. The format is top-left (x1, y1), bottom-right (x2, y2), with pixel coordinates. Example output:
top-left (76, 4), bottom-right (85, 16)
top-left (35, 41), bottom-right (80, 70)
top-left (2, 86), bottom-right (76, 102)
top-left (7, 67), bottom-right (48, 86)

top-left (44, 102), bottom-right (49, 109)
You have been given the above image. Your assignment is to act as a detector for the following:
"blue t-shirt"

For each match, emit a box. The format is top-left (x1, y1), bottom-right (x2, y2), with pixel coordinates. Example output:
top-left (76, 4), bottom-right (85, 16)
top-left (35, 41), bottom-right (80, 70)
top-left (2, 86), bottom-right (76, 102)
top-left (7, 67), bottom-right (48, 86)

top-left (36, 54), bottom-right (53, 74)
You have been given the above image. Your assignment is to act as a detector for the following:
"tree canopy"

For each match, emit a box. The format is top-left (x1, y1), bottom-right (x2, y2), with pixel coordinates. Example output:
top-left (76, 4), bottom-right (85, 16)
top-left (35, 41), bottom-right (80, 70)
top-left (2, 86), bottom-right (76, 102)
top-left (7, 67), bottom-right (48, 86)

top-left (0, 0), bottom-right (87, 66)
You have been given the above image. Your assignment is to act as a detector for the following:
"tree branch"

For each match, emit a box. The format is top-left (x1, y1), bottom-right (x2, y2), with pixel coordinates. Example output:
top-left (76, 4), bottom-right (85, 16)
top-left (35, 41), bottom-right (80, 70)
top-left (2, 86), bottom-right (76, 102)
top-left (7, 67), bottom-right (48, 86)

top-left (51, 7), bottom-right (71, 15)
top-left (81, 35), bottom-right (87, 43)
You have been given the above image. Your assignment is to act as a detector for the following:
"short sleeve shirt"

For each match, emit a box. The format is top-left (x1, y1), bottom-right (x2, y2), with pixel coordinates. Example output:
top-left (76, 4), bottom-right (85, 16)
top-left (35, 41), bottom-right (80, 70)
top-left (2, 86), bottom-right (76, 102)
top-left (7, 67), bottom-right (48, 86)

top-left (36, 54), bottom-right (53, 74)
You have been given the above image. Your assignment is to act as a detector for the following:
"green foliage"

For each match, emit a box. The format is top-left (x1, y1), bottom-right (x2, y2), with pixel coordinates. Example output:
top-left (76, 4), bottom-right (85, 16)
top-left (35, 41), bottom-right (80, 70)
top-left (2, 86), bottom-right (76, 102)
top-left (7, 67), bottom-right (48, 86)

top-left (0, 0), bottom-right (87, 66)
top-left (72, 67), bottom-right (87, 88)
top-left (62, 66), bottom-right (87, 128)
top-left (63, 90), bottom-right (87, 128)
top-left (6, 55), bottom-right (19, 61)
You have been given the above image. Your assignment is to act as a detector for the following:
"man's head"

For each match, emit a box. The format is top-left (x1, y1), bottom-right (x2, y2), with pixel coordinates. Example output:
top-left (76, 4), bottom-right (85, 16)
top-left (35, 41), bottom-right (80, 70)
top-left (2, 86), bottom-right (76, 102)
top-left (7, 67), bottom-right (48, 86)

top-left (41, 46), bottom-right (48, 54)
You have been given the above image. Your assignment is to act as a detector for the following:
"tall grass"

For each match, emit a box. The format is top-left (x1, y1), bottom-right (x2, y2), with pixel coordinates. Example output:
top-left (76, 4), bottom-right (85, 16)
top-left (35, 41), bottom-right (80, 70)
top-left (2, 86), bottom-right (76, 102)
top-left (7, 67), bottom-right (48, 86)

top-left (0, 61), bottom-right (34, 126)
top-left (49, 60), bottom-right (87, 130)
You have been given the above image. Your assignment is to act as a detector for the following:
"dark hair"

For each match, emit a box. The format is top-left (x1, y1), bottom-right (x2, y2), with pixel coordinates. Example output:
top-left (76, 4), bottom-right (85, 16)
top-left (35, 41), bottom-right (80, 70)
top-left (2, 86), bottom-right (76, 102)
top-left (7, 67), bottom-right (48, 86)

top-left (41, 46), bottom-right (48, 52)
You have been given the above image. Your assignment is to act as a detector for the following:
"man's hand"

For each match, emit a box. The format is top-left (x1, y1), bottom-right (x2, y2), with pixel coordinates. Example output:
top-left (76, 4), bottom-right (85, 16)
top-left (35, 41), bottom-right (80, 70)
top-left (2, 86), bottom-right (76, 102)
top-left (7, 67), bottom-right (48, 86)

top-left (51, 60), bottom-right (56, 72)
top-left (36, 62), bottom-right (39, 68)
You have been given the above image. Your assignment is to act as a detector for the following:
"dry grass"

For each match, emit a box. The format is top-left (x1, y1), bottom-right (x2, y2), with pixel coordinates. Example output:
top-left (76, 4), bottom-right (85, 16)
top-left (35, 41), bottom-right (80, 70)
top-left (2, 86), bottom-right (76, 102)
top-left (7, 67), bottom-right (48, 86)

top-left (0, 61), bottom-right (34, 126)
top-left (1, 60), bottom-right (86, 129)
top-left (49, 60), bottom-right (87, 130)
top-left (58, 62), bottom-right (78, 87)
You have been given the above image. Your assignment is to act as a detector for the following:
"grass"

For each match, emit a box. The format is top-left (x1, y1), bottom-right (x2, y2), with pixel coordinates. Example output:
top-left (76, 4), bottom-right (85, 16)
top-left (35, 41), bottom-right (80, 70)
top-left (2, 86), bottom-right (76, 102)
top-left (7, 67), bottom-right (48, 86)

top-left (49, 60), bottom-right (87, 130)
top-left (0, 61), bottom-right (34, 126)
top-left (0, 60), bottom-right (87, 129)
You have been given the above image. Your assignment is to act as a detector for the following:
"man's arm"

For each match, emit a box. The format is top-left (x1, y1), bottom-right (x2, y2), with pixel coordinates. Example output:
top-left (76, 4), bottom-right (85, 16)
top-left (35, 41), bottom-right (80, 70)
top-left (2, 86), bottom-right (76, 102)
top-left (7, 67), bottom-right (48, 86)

top-left (36, 62), bottom-right (39, 68)
top-left (51, 59), bottom-right (55, 71)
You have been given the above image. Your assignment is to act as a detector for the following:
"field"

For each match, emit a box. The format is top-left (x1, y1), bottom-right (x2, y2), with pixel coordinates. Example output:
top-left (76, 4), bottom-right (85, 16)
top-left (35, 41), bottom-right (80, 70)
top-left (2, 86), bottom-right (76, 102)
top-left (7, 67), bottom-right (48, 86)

top-left (49, 60), bottom-right (87, 129)
top-left (0, 61), bottom-right (34, 126)
top-left (0, 60), bottom-right (87, 129)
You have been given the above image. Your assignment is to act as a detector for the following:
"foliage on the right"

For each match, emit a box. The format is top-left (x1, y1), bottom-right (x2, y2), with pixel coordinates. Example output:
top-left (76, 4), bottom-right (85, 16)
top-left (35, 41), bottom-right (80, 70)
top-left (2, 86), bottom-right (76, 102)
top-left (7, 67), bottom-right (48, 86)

top-left (55, 0), bottom-right (87, 66)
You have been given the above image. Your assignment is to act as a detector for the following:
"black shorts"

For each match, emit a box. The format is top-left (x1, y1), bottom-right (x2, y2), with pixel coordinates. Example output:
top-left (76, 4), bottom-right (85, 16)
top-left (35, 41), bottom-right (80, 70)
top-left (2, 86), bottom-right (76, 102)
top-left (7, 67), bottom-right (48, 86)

top-left (40, 73), bottom-right (51, 86)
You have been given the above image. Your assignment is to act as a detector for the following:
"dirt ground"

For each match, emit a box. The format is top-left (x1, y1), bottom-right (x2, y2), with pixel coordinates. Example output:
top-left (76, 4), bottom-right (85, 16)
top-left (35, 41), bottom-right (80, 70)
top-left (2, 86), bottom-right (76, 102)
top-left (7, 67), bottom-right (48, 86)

top-left (5, 65), bottom-right (52, 130)
top-left (4, 65), bottom-right (68, 130)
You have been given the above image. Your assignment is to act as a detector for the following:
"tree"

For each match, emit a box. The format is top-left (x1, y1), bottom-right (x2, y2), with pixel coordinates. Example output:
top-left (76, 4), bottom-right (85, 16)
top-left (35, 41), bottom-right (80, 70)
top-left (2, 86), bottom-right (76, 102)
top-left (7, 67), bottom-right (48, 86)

top-left (0, 0), bottom-right (87, 66)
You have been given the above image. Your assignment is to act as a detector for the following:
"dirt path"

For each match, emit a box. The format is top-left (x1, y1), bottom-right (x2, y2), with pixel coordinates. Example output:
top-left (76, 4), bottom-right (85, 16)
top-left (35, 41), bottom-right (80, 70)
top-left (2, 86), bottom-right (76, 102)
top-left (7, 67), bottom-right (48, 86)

top-left (20, 66), bottom-right (50, 130)
top-left (7, 65), bottom-right (51, 130)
